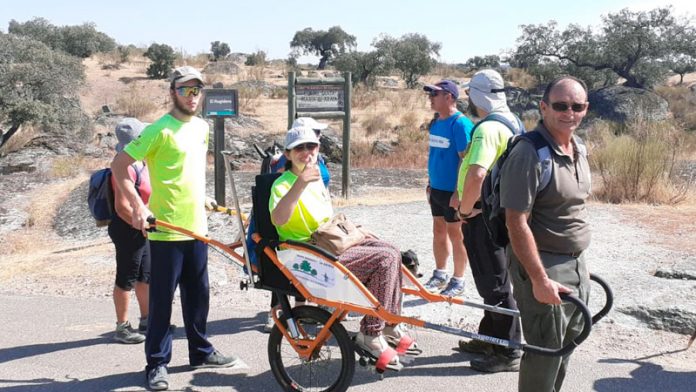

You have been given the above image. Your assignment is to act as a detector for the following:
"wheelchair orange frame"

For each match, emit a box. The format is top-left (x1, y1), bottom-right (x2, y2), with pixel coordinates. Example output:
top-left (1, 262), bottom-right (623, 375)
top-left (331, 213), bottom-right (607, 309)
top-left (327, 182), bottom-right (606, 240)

top-left (144, 151), bottom-right (613, 392)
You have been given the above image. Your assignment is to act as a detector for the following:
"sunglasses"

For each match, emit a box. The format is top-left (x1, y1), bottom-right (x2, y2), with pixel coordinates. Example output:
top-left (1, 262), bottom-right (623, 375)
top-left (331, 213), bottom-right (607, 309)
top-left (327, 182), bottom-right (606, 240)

top-left (175, 86), bottom-right (202, 97)
top-left (292, 142), bottom-right (319, 152)
top-left (427, 90), bottom-right (448, 97)
top-left (550, 102), bottom-right (587, 113)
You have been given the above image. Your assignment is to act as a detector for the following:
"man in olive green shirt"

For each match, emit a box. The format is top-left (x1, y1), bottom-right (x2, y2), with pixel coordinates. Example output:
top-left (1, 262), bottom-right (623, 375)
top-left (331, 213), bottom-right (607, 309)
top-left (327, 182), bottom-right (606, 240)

top-left (112, 66), bottom-right (237, 391)
top-left (500, 76), bottom-right (592, 392)
top-left (454, 69), bottom-right (523, 372)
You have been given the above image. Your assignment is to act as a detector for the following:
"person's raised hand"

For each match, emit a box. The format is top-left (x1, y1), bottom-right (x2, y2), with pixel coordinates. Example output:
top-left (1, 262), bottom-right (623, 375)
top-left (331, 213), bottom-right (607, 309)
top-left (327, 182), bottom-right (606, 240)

top-left (297, 162), bottom-right (321, 185)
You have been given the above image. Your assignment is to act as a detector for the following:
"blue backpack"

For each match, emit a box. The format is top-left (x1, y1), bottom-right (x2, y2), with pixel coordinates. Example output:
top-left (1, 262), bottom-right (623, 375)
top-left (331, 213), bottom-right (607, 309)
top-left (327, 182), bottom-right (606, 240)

top-left (87, 165), bottom-right (142, 227)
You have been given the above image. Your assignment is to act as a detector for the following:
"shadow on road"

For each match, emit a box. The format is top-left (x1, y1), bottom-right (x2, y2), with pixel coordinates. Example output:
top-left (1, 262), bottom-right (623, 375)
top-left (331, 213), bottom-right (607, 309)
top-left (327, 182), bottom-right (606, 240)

top-left (594, 354), bottom-right (696, 392)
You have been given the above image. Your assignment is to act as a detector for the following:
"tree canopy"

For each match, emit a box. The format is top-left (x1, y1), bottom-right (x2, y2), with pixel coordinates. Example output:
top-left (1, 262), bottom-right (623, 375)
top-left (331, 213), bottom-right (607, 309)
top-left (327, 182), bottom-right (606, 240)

top-left (333, 50), bottom-right (391, 86)
top-left (290, 26), bottom-right (356, 70)
top-left (143, 43), bottom-right (176, 79)
top-left (373, 33), bottom-right (441, 88)
top-left (8, 17), bottom-right (116, 58)
top-left (512, 7), bottom-right (696, 89)
top-left (0, 33), bottom-right (87, 148)
top-left (210, 41), bottom-right (231, 61)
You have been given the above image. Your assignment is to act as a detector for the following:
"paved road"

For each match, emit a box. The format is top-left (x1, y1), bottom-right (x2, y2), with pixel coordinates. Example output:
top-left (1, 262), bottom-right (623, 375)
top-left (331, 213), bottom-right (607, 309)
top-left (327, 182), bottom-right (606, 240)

top-left (1, 294), bottom-right (693, 392)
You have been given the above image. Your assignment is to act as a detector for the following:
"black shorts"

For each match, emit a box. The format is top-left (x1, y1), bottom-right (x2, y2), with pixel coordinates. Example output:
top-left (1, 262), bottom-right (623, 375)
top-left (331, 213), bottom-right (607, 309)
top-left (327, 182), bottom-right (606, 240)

top-left (428, 187), bottom-right (460, 223)
top-left (108, 215), bottom-right (151, 290)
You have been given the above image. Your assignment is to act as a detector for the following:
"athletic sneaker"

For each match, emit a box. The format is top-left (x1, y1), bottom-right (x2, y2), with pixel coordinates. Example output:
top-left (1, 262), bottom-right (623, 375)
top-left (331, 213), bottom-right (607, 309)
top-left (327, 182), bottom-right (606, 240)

top-left (114, 321), bottom-right (145, 344)
top-left (147, 365), bottom-right (169, 391)
top-left (423, 271), bottom-right (449, 292)
top-left (440, 277), bottom-right (465, 297)
top-left (192, 350), bottom-right (240, 369)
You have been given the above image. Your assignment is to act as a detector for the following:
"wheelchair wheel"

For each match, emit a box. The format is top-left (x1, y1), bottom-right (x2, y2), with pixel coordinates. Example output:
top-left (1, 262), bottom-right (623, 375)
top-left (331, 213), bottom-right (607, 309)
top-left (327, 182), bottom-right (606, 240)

top-left (268, 305), bottom-right (355, 392)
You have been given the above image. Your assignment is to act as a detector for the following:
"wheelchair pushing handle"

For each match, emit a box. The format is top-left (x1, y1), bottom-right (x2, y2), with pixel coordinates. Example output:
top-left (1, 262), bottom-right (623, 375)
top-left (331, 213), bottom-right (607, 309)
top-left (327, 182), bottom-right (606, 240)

top-left (522, 293), bottom-right (592, 357)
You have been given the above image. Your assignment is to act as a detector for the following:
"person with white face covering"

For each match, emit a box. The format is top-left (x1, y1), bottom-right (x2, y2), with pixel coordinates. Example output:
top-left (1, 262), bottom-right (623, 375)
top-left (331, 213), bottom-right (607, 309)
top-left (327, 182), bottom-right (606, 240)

top-left (454, 69), bottom-right (524, 373)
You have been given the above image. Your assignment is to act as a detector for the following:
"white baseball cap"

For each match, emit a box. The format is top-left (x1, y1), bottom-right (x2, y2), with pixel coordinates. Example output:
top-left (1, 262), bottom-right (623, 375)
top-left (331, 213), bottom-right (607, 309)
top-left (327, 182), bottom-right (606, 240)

top-left (291, 117), bottom-right (328, 131)
top-left (284, 125), bottom-right (320, 150)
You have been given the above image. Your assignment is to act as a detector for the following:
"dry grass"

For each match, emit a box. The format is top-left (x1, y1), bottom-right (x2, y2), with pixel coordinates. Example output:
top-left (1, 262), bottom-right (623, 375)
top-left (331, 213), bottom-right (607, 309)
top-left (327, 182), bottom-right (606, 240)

top-left (49, 155), bottom-right (91, 179)
top-left (1, 175), bottom-right (86, 256)
top-left (655, 85), bottom-right (696, 131)
top-left (588, 119), bottom-right (692, 204)
top-left (115, 84), bottom-right (159, 119)
top-left (506, 68), bottom-right (538, 89)
top-left (245, 65), bottom-right (266, 81)
top-left (332, 187), bottom-right (423, 207)
top-left (238, 86), bottom-right (263, 113)
top-left (176, 53), bottom-right (209, 69)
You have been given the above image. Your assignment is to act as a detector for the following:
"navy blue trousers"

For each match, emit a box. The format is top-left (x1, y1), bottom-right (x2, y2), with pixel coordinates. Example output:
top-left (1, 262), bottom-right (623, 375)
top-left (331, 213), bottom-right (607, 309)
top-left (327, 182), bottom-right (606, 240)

top-left (145, 240), bottom-right (214, 371)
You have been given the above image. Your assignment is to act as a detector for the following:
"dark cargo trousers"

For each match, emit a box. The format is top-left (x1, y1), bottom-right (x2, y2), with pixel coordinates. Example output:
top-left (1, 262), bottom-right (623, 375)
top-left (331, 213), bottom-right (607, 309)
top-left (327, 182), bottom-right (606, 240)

top-left (145, 240), bottom-right (214, 372)
top-left (462, 214), bottom-right (521, 351)
top-left (508, 250), bottom-right (591, 392)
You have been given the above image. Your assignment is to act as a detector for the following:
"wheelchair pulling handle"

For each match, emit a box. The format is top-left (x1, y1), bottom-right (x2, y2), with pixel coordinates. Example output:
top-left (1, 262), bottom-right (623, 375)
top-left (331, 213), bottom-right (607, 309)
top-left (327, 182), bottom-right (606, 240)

top-left (521, 293), bottom-right (592, 357)
top-left (521, 273), bottom-right (613, 357)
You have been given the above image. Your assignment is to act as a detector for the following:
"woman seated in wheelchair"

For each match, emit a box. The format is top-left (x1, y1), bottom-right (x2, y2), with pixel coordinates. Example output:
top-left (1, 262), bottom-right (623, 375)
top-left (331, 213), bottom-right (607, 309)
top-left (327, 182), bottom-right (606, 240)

top-left (269, 125), bottom-right (419, 369)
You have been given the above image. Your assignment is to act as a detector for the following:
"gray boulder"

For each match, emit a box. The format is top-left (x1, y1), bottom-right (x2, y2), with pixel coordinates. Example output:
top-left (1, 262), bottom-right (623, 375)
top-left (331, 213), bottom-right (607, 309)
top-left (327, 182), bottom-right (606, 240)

top-left (588, 86), bottom-right (669, 123)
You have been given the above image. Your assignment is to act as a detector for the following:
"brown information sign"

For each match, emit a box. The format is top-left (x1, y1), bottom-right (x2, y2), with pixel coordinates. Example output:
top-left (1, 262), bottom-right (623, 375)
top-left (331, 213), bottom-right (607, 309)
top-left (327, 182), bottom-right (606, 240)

top-left (295, 85), bottom-right (344, 112)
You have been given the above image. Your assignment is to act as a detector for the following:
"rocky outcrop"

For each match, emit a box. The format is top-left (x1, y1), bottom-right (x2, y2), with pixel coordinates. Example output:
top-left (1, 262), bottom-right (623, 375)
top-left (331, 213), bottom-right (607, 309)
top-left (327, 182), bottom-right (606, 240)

top-left (588, 86), bottom-right (670, 123)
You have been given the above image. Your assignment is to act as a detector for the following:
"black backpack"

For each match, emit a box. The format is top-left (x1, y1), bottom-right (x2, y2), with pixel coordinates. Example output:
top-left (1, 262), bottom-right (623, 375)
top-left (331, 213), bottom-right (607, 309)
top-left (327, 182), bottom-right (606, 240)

top-left (481, 131), bottom-right (554, 248)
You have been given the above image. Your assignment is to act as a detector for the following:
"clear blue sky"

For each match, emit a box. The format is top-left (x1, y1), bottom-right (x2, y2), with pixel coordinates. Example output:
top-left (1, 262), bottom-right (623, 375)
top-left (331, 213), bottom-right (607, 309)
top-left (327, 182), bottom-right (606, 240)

top-left (1, 0), bottom-right (694, 64)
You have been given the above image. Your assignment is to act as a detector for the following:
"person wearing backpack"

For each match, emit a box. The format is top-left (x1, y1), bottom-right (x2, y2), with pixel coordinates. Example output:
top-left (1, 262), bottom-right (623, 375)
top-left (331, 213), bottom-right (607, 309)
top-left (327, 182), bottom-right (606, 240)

top-left (500, 76), bottom-right (591, 392)
top-left (454, 69), bottom-right (523, 372)
top-left (108, 118), bottom-right (151, 344)
top-left (422, 80), bottom-right (474, 297)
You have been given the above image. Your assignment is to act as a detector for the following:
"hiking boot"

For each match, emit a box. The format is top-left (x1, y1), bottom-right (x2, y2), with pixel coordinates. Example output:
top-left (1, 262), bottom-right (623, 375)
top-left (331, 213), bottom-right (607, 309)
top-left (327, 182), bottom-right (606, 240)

top-left (470, 352), bottom-right (521, 373)
top-left (147, 365), bottom-right (169, 391)
top-left (423, 271), bottom-right (449, 292)
top-left (440, 277), bottom-right (465, 297)
top-left (458, 339), bottom-right (495, 355)
top-left (192, 350), bottom-right (240, 369)
top-left (114, 321), bottom-right (145, 344)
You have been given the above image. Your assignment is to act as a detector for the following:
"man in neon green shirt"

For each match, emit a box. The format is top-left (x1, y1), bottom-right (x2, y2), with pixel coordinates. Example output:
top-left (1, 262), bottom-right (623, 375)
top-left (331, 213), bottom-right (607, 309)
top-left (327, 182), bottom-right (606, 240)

top-left (454, 69), bottom-right (523, 373)
top-left (111, 66), bottom-right (237, 391)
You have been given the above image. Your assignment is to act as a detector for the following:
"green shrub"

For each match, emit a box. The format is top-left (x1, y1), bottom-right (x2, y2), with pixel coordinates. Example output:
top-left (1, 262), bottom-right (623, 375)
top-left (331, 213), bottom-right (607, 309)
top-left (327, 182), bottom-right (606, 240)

top-left (245, 50), bottom-right (267, 66)
top-left (144, 43), bottom-right (175, 79)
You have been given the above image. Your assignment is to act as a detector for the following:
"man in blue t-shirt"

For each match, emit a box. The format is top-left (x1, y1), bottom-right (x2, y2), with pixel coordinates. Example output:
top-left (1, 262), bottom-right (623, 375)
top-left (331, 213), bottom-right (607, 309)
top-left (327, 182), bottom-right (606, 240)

top-left (422, 80), bottom-right (474, 297)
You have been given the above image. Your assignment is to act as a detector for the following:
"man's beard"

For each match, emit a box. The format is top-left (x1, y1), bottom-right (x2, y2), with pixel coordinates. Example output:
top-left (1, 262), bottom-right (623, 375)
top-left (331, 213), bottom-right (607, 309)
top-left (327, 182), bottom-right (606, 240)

top-left (174, 98), bottom-right (197, 116)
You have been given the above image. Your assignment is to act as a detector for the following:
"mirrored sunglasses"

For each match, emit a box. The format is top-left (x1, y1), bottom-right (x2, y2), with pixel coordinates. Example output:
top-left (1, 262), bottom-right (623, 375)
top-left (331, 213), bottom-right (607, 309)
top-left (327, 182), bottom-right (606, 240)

top-left (292, 142), bottom-right (319, 152)
top-left (550, 102), bottom-right (587, 113)
top-left (175, 86), bottom-right (202, 97)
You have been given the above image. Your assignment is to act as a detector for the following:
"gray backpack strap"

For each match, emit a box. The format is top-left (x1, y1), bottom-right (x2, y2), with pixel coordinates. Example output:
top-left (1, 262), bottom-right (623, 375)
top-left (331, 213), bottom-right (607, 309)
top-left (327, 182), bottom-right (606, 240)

top-left (518, 131), bottom-right (554, 193)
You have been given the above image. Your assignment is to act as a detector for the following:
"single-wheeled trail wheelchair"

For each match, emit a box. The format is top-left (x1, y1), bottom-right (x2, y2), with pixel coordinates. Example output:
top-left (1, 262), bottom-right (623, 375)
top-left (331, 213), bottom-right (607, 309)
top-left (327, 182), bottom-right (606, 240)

top-left (147, 151), bottom-right (613, 392)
